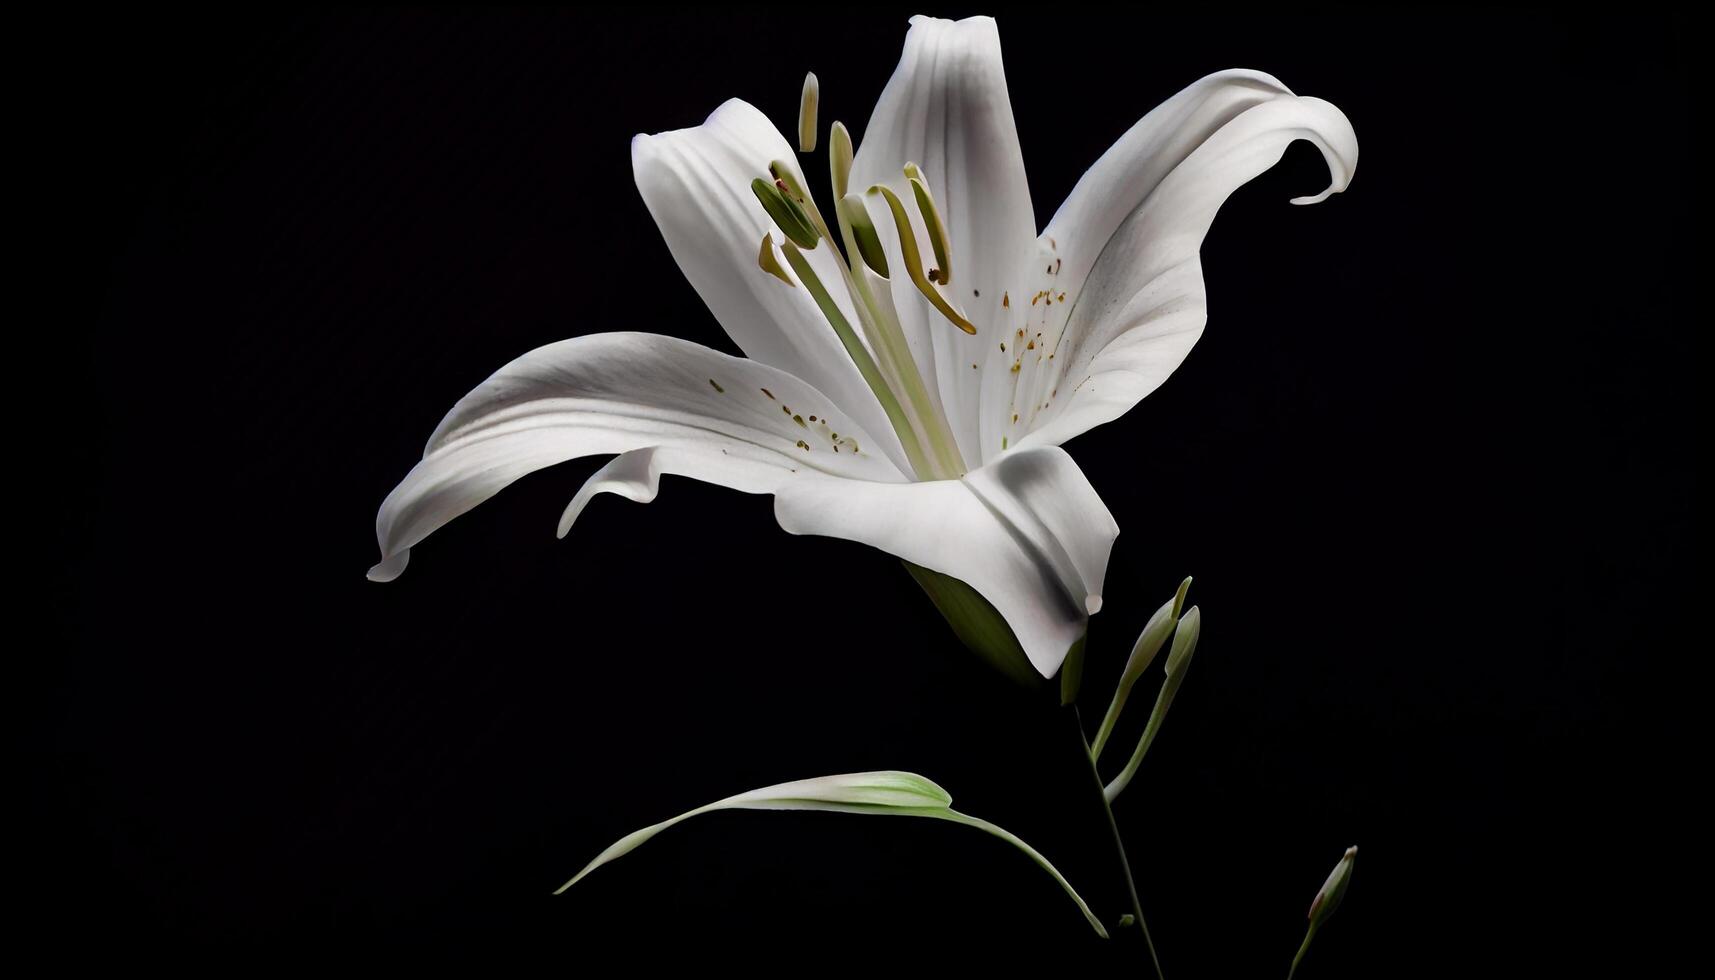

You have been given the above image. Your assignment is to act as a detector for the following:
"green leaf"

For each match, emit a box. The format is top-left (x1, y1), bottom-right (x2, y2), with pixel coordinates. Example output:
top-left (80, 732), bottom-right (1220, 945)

top-left (903, 561), bottom-right (1041, 688)
top-left (555, 769), bottom-right (1108, 938)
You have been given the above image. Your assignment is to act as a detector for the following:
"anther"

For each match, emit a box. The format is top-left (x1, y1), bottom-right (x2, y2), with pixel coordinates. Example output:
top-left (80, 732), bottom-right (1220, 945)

top-left (906, 168), bottom-right (952, 286)
top-left (757, 232), bottom-right (796, 286)
top-left (798, 72), bottom-right (819, 153)
top-left (751, 177), bottom-right (819, 249)
top-left (829, 122), bottom-right (854, 199)
top-left (867, 184), bottom-right (976, 335)
top-left (837, 195), bottom-right (889, 278)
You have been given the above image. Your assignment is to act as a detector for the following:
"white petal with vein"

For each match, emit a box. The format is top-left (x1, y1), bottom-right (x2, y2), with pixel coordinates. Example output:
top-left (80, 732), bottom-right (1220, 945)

top-left (851, 15), bottom-right (1037, 466)
top-left (370, 332), bottom-right (902, 581)
top-left (1015, 72), bottom-right (1357, 452)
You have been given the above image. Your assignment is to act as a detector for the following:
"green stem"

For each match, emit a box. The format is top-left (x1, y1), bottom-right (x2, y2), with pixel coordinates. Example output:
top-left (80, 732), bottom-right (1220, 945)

top-left (1286, 920), bottom-right (1319, 980)
top-left (1071, 706), bottom-right (1165, 980)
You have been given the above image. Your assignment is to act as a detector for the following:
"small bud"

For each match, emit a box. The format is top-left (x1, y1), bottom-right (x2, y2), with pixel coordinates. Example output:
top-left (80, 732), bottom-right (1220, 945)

top-left (757, 233), bottom-right (795, 287)
top-left (1308, 846), bottom-right (1358, 928)
top-left (751, 177), bottom-right (819, 249)
top-left (1288, 845), bottom-right (1358, 980)
top-left (798, 72), bottom-right (819, 152)
top-left (1089, 580), bottom-right (1185, 761)
top-left (837, 195), bottom-right (890, 278)
top-left (829, 121), bottom-right (854, 199)
top-left (1103, 604), bottom-right (1202, 802)
top-left (1117, 914), bottom-right (1135, 929)
top-left (1164, 605), bottom-right (1200, 677)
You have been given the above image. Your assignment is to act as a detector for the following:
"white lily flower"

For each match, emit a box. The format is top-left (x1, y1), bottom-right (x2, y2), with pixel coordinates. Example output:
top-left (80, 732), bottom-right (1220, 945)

top-left (368, 14), bottom-right (1357, 678)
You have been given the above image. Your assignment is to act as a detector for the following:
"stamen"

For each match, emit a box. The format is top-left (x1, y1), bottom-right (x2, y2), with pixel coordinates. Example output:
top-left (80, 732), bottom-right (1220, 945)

top-left (751, 177), bottom-right (818, 249)
top-left (867, 184), bottom-right (977, 335)
top-left (905, 165), bottom-right (952, 285)
top-left (757, 232), bottom-right (796, 286)
top-left (837, 195), bottom-right (889, 278)
top-left (798, 72), bottom-right (819, 152)
top-left (777, 238), bottom-right (938, 480)
top-left (756, 111), bottom-right (966, 479)
top-left (829, 122), bottom-right (854, 199)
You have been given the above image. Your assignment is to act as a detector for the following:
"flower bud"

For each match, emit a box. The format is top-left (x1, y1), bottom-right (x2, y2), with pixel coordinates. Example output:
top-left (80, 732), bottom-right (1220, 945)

top-left (1308, 845), bottom-right (1358, 928)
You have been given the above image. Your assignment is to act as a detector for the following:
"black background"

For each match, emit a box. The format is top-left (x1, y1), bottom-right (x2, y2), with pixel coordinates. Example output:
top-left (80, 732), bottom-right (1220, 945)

top-left (41, 6), bottom-right (1693, 974)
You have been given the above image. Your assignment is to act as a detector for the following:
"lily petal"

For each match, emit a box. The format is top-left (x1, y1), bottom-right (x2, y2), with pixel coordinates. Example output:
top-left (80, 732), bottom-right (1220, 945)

top-left (773, 445), bottom-right (1117, 677)
top-left (369, 334), bottom-right (1115, 677)
top-left (369, 332), bottom-right (904, 581)
top-left (1016, 71), bottom-right (1357, 451)
top-left (633, 99), bottom-right (909, 471)
top-left (851, 14), bottom-right (1037, 467)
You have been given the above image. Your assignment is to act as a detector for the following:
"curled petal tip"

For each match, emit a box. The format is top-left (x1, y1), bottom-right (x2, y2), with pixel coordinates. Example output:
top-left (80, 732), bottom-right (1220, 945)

top-left (1085, 594), bottom-right (1103, 616)
top-left (556, 498), bottom-right (584, 539)
top-left (1289, 187), bottom-right (1340, 206)
top-left (367, 550), bottom-right (410, 582)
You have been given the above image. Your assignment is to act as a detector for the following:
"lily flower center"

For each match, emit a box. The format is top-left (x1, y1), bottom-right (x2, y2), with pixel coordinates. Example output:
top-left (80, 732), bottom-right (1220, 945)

top-left (746, 75), bottom-right (986, 482)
